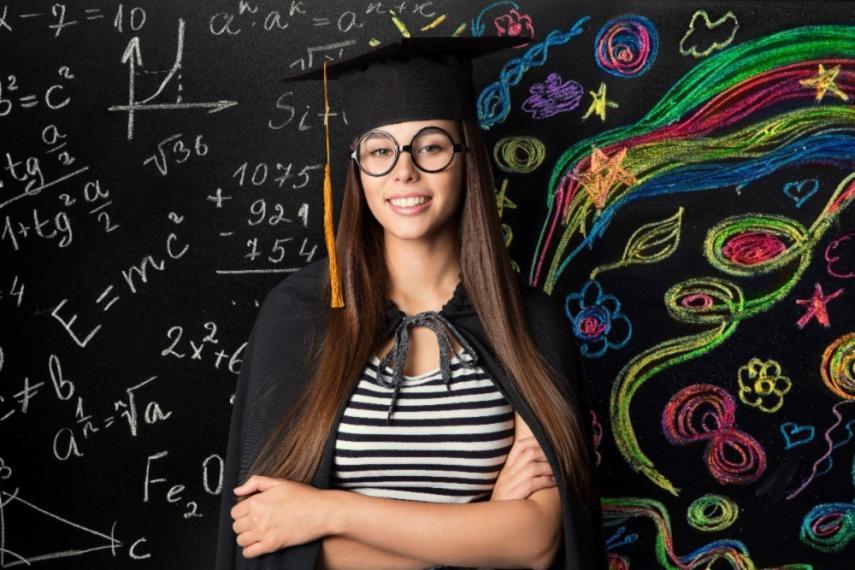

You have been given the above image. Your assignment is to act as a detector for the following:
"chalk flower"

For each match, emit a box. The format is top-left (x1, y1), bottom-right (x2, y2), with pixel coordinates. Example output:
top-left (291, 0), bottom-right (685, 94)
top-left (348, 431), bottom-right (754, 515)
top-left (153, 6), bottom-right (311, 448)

top-left (737, 358), bottom-right (792, 413)
top-left (564, 280), bottom-right (632, 358)
top-left (494, 9), bottom-right (534, 44)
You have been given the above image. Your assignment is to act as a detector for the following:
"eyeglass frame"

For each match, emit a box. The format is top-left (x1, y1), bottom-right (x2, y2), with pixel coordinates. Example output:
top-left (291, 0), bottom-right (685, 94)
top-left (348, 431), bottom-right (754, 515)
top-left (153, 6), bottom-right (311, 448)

top-left (349, 125), bottom-right (468, 177)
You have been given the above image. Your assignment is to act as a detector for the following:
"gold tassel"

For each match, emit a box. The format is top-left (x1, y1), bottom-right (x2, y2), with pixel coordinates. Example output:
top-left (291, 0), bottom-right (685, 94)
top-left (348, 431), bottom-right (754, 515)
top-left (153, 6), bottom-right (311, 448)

top-left (322, 60), bottom-right (345, 308)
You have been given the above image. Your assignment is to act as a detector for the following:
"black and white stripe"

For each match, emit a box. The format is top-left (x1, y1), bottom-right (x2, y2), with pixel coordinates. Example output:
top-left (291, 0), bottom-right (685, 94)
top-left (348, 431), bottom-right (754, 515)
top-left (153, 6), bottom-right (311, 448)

top-left (332, 348), bottom-right (514, 503)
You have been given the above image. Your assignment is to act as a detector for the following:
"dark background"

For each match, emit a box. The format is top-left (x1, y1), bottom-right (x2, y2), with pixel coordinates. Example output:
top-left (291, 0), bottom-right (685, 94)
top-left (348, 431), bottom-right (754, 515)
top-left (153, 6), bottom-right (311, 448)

top-left (2, 1), bottom-right (853, 568)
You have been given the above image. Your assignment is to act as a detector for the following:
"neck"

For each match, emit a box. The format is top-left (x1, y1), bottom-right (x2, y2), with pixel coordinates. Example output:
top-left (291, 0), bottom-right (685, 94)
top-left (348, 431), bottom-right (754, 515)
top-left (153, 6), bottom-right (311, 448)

top-left (383, 224), bottom-right (461, 314)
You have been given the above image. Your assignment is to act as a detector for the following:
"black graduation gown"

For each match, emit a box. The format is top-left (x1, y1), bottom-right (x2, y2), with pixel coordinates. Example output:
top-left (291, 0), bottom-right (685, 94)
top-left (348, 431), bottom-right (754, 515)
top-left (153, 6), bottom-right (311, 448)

top-left (215, 258), bottom-right (607, 570)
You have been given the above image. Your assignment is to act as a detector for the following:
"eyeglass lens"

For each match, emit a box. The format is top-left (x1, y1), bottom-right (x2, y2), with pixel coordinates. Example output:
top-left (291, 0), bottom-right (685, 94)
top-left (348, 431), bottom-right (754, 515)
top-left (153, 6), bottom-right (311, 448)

top-left (356, 127), bottom-right (456, 175)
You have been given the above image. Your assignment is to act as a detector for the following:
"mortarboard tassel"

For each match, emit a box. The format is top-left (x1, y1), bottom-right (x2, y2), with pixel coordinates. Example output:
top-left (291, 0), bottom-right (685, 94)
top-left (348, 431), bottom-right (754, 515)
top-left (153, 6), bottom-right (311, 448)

top-left (322, 60), bottom-right (345, 309)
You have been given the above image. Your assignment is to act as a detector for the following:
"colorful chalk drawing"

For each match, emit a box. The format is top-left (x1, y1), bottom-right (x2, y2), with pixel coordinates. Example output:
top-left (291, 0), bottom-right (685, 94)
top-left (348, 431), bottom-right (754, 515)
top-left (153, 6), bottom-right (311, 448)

top-left (780, 422), bottom-right (816, 449)
top-left (686, 494), bottom-right (740, 532)
top-left (564, 280), bottom-right (632, 358)
top-left (782, 178), bottom-right (820, 208)
top-left (799, 453), bottom-right (855, 553)
top-left (493, 136), bottom-right (546, 173)
top-left (794, 283), bottom-right (844, 329)
top-left (800, 499), bottom-right (855, 553)
top-left (605, 172), bottom-right (855, 496)
top-left (493, 8), bottom-right (534, 45)
top-left (824, 232), bottom-right (855, 279)
top-left (787, 401), bottom-right (855, 500)
top-left (591, 409), bottom-right (603, 465)
top-left (601, 497), bottom-right (809, 569)
top-left (530, 26), bottom-right (855, 290)
top-left (589, 207), bottom-right (683, 279)
top-left (495, 178), bottom-right (520, 274)
top-left (679, 10), bottom-right (740, 58)
top-left (594, 15), bottom-right (659, 78)
top-left (800, 63), bottom-right (850, 103)
top-left (505, 14), bottom-right (855, 566)
top-left (581, 82), bottom-right (618, 122)
top-left (605, 524), bottom-right (638, 551)
top-left (470, 0), bottom-right (520, 37)
top-left (569, 146), bottom-right (636, 209)
top-left (737, 358), bottom-right (792, 413)
top-left (521, 72), bottom-right (584, 119)
top-left (523, 22), bottom-right (855, 505)
top-left (821, 332), bottom-right (855, 400)
top-left (662, 384), bottom-right (767, 486)
top-left (477, 16), bottom-right (590, 129)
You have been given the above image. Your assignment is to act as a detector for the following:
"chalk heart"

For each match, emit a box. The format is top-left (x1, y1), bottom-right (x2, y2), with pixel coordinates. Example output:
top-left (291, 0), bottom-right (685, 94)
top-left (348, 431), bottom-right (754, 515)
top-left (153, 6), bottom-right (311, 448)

top-left (780, 421), bottom-right (815, 449)
top-left (782, 178), bottom-right (819, 205)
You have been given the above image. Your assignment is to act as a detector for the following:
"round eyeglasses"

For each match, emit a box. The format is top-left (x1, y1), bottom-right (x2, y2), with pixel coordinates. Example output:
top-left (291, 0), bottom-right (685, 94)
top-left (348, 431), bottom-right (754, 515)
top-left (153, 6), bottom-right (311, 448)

top-left (350, 125), bottom-right (467, 177)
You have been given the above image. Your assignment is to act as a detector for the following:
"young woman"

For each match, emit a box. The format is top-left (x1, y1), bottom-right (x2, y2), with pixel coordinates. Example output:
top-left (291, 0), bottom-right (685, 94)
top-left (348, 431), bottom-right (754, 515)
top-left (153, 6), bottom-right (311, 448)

top-left (216, 37), bottom-right (605, 570)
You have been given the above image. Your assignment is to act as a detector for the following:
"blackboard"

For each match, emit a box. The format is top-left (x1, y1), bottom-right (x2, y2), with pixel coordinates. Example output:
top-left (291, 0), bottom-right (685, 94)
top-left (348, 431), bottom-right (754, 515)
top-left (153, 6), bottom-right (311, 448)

top-left (2, 1), bottom-right (854, 568)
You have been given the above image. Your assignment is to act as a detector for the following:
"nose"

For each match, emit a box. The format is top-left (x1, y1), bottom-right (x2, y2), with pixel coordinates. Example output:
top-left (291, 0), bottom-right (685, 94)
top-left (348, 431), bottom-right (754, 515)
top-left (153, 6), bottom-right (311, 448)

top-left (391, 147), bottom-right (420, 181)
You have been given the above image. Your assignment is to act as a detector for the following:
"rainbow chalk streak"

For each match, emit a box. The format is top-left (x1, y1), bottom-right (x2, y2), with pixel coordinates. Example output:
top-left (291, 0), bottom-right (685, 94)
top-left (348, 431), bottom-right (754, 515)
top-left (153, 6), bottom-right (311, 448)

top-left (529, 26), bottom-right (855, 291)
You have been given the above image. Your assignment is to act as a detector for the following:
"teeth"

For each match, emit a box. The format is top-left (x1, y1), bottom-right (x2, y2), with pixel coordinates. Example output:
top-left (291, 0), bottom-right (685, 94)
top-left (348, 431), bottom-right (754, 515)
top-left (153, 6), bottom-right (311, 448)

top-left (389, 196), bottom-right (429, 207)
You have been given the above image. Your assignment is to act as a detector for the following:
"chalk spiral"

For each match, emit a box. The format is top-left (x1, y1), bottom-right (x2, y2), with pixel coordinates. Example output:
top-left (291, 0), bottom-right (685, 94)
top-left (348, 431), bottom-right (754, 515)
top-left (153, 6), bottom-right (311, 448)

top-left (594, 15), bottom-right (659, 78)
top-left (662, 384), bottom-right (767, 485)
top-left (821, 332), bottom-right (855, 400)
top-left (687, 494), bottom-right (740, 532)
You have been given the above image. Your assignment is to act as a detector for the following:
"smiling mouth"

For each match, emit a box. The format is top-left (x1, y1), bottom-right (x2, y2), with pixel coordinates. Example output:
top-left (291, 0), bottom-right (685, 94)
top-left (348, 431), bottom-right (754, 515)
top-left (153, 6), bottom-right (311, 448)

top-left (386, 196), bottom-right (432, 208)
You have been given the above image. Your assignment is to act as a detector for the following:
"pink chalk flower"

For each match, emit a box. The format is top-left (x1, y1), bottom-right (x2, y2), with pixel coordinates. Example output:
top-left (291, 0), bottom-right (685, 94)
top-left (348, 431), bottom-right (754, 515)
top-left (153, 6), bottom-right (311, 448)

top-left (494, 9), bottom-right (534, 46)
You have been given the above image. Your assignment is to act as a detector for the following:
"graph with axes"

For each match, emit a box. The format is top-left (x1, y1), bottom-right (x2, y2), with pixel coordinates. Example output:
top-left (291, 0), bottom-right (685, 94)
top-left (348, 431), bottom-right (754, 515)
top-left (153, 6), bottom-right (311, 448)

top-left (108, 18), bottom-right (238, 140)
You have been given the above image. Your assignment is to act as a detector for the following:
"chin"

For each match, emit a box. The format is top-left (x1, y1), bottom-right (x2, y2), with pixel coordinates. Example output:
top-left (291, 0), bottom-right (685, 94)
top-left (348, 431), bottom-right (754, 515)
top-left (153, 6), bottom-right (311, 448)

top-left (383, 222), bottom-right (443, 242)
top-left (386, 228), bottom-right (432, 241)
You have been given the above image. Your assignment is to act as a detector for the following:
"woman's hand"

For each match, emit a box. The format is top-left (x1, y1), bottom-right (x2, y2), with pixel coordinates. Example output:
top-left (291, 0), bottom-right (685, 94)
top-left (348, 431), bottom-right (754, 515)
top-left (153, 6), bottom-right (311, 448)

top-left (231, 475), bottom-right (335, 559)
top-left (490, 436), bottom-right (556, 501)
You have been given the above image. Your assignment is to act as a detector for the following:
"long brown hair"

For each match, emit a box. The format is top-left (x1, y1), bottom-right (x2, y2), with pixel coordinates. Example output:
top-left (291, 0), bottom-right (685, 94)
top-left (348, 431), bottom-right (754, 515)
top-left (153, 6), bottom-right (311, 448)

top-left (247, 119), bottom-right (594, 509)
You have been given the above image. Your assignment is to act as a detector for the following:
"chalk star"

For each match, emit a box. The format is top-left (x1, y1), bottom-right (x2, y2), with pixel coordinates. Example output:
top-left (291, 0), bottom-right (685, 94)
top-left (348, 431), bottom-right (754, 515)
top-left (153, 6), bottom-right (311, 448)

top-left (795, 282), bottom-right (844, 329)
top-left (572, 146), bottom-right (637, 209)
top-left (582, 82), bottom-right (619, 122)
top-left (495, 179), bottom-right (517, 218)
top-left (799, 64), bottom-right (849, 102)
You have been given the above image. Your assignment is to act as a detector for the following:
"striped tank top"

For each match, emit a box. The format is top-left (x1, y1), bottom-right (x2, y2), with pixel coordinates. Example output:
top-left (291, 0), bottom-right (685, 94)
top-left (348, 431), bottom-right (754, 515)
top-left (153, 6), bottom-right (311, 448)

top-left (331, 346), bottom-right (515, 503)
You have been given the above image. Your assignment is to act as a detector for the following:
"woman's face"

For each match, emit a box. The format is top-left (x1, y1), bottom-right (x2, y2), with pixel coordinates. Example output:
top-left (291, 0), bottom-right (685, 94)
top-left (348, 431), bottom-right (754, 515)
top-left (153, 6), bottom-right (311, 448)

top-left (357, 119), bottom-right (465, 242)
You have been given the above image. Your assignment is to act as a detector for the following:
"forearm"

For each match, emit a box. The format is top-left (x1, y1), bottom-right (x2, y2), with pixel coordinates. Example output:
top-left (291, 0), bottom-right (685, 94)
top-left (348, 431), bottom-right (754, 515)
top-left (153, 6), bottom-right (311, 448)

top-left (318, 536), bottom-right (433, 570)
top-left (327, 490), bottom-right (558, 569)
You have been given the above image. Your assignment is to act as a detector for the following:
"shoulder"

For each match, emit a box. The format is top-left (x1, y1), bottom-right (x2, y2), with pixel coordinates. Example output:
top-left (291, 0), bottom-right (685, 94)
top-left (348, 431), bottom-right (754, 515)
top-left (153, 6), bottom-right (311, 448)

top-left (248, 258), bottom-right (329, 338)
top-left (242, 258), bottom-right (329, 381)
top-left (259, 258), bottom-right (328, 315)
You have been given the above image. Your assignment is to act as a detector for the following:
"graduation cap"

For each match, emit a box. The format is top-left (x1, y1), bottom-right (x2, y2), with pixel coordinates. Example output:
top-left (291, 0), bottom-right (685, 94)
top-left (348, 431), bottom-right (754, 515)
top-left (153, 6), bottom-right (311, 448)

top-left (282, 35), bottom-right (531, 309)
